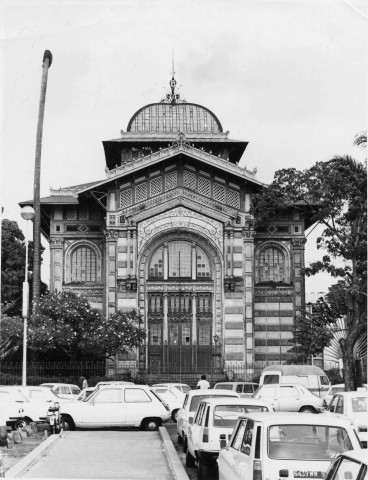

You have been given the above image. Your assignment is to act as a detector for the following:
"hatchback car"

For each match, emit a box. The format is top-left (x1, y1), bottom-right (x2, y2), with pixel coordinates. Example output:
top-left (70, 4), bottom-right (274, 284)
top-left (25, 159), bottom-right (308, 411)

top-left (214, 382), bottom-right (258, 397)
top-left (325, 449), bottom-right (367, 480)
top-left (177, 388), bottom-right (240, 452)
top-left (60, 384), bottom-right (170, 430)
top-left (40, 383), bottom-right (81, 399)
top-left (253, 383), bottom-right (326, 413)
top-left (186, 397), bottom-right (273, 477)
top-left (152, 383), bottom-right (191, 394)
top-left (151, 384), bottom-right (185, 422)
top-left (217, 412), bottom-right (362, 480)
top-left (323, 384), bottom-right (346, 406)
top-left (325, 391), bottom-right (367, 447)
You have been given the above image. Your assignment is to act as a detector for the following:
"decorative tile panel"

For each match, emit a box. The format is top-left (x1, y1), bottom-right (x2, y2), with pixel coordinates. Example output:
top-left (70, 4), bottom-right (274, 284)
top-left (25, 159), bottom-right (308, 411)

top-left (120, 188), bottom-right (132, 208)
top-left (66, 207), bottom-right (77, 220)
top-left (198, 176), bottom-right (210, 197)
top-left (150, 176), bottom-right (162, 197)
top-left (135, 182), bottom-right (148, 203)
top-left (183, 170), bottom-right (196, 190)
top-left (228, 188), bottom-right (240, 209)
top-left (165, 171), bottom-right (177, 191)
top-left (79, 206), bottom-right (88, 220)
top-left (213, 183), bottom-right (225, 203)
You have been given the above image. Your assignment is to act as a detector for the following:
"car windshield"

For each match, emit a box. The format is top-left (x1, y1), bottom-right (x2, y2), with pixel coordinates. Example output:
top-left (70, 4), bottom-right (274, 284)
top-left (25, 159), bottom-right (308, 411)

top-left (214, 404), bottom-right (269, 427)
top-left (214, 384), bottom-right (233, 390)
top-left (351, 396), bottom-right (367, 413)
top-left (189, 395), bottom-right (234, 412)
top-left (268, 424), bottom-right (353, 460)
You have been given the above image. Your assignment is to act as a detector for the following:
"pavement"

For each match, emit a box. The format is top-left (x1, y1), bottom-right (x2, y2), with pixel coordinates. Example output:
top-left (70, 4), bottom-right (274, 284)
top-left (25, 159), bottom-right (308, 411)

top-left (5, 429), bottom-right (189, 479)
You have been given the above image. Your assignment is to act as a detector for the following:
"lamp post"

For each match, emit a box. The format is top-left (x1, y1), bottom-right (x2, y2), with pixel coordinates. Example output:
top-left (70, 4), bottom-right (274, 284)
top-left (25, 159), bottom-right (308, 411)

top-left (21, 206), bottom-right (35, 386)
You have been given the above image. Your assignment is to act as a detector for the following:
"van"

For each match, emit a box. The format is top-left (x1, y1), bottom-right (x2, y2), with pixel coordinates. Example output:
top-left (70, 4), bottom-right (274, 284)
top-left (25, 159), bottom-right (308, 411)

top-left (259, 364), bottom-right (330, 397)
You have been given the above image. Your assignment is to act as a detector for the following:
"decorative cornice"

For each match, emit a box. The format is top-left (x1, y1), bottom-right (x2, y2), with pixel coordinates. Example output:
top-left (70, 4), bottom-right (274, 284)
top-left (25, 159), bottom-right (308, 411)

top-left (104, 230), bottom-right (119, 241)
top-left (292, 238), bottom-right (307, 248)
top-left (50, 238), bottom-right (63, 248)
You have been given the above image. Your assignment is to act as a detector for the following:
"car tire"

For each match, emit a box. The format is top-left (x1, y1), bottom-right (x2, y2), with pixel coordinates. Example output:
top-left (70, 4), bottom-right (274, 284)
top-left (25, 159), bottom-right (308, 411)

top-left (198, 459), bottom-right (209, 479)
top-left (15, 417), bottom-right (31, 429)
top-left (61, 414), bottom-right (75, 430)
top-left (183, 436), bottom-right (188, 453)
top-left (143, 418), bottom-right (160, 431)
top-left (300, 406), bottom-right (316, 414)
top-left (177, 434), bottom-right (183, 445)
top-left (171, 409), bottom-right (179, 422)
top-left (185, 450), bottom-right (196, 468)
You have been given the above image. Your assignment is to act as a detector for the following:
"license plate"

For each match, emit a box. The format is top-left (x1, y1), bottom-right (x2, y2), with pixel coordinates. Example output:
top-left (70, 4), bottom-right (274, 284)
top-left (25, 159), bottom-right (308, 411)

top-left (294, 471), bottom-right (325, 478)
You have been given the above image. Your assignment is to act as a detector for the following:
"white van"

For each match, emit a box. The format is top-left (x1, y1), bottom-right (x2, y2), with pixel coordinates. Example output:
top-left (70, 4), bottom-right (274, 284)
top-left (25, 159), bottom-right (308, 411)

top-left (259, 365), bottom-right (330, 397)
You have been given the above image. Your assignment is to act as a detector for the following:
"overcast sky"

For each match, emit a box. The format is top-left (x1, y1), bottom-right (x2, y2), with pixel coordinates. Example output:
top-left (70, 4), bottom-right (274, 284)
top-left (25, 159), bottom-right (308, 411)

top-left (1, 0), bottom-right (367, 295)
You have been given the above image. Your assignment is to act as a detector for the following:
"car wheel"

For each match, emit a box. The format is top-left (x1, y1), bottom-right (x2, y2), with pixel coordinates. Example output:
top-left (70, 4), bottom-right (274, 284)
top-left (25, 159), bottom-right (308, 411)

top-left (183, 436), bottom-right (188, 453)
top-left (144, 418), bottom-right (160, 431)
top-left (300, 406), bottom-right (316, 414)
top-left (185, 450), bottom-right (196, 468)
top-left (61, 414), bottom-right (75, 430)
top-left (198, 459), bottom-right (210, 479)
top-left (171, 409), bottom-right (179, 422)
top-left (177, 434), bottom-right (183, 445)
top-left (15, 418), bottom-right (30, 429)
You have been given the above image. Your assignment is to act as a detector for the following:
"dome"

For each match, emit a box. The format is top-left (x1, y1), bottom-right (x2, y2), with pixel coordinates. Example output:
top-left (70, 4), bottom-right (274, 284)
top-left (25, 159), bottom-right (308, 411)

top-left (127, 102), bottom-right (223, 134)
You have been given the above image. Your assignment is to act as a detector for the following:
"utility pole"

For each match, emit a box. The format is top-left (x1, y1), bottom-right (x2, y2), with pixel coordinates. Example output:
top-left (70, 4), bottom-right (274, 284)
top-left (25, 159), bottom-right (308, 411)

top-left (32, 50), bottom-right (52, 308)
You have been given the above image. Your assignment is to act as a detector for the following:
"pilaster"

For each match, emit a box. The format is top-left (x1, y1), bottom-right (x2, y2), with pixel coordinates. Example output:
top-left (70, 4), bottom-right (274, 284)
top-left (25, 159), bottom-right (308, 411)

top-left (50, 238), bottom-right (63, 293)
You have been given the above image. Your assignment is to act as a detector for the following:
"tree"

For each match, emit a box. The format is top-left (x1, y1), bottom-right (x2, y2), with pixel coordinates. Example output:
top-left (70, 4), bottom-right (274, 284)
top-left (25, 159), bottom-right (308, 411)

top-left (0, 309), bottom-right (23, 360)
top-left (1, 219), bottom-right (47, 317)
top-left (252, 155), bottom-right (367, 390)
top-left (28, 291), bottom-right (145, 361)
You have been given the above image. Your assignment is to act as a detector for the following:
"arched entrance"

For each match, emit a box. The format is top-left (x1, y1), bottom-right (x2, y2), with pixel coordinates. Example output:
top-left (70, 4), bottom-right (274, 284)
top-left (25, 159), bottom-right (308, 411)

top-left (139, 231), bottom-right (223, 374)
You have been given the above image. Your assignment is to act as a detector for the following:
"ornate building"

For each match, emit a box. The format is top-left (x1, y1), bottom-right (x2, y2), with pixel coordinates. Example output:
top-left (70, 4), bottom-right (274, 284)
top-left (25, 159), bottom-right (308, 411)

top-left (23, 75), bottom-right (311, 375)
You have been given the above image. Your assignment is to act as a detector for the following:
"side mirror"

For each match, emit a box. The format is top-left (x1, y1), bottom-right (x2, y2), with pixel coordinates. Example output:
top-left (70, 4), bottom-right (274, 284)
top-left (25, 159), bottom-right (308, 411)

top-left (189, 416), bottom-right (194, 425)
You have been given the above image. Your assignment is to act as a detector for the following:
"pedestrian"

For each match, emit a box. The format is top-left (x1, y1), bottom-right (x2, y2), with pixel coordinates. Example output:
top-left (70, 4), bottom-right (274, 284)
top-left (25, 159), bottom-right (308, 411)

top-left (81, 376), bottom-right (88, 389)
top-left (196, 374), bottom-right (210, 389)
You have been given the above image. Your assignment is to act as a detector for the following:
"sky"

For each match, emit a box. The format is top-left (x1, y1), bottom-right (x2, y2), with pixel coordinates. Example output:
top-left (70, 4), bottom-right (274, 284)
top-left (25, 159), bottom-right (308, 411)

top-left (1, 0), bottom-right (367, 296)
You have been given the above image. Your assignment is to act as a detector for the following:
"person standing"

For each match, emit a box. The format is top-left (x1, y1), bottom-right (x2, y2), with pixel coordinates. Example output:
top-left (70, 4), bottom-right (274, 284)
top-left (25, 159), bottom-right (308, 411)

top-left (196, 374), bottom-right (210, 389)
top-left (81, 376), bottom-right (88, 389)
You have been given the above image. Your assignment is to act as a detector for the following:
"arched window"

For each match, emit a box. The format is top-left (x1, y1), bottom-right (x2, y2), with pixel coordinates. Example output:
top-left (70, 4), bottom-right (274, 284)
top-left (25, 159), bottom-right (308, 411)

top-left (258, 247), bottom-right (286, 283)
top-left (149, 247), bottom-right (163, 278)
top-left (70, 246), bottom-right (97, 282)
top-left (196, 246), bottom-right (211, 278)
top-left (169, 241), bottom-right (191, 278)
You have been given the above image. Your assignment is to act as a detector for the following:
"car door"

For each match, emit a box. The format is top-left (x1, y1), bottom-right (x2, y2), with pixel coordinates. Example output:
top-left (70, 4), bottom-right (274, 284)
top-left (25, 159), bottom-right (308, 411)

top-left (277, 385), bottom-right (300, 411)
top-left (218, 418), bottom-right (247, 480)
top-left (256, 386), bottom-right (278, 410)
top-left (124, 387), bottom-right (155, 425)
top-left (188, 403), bottom-right (206, 455)
top-left (83, 387), bottom-right (125, 427)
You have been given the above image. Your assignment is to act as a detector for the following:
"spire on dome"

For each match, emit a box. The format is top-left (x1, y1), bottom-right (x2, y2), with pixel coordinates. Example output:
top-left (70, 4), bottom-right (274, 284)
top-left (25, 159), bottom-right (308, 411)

top-left (161, 54), bottom-right (184, 104)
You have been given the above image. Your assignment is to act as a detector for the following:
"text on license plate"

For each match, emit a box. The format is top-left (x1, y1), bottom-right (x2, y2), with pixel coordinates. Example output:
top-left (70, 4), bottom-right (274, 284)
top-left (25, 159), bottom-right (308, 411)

top-left (294, 472), bottom-right (325, 478)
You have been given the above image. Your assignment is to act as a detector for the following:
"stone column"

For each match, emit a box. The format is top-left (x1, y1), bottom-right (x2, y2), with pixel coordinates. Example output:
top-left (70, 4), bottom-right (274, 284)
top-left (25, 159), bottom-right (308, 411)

top-left (242, 226), bottom-right (256, 367)
top-left (191, 242), bottom-right (196, 280)
top-left (105, 230), bottom-right (119, 318)
top-left (191, 293), bottom-right (197, 344)
top-left (132, 230), bottom-right (137, 274)
top-left (163, 243), bottom-right (169, 280)
top-left (126, 230), bottom-right (131, 277)
top-left (49, 238), bottom-right (63, 293)
top-left (163, 293), bottom-right (169, 343)
top-left (229, 230), bottom-right (234, 276)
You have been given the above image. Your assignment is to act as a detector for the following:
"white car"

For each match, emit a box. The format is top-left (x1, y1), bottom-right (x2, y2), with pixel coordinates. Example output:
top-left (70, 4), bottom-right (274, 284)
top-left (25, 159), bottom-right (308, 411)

top-left (325, 449), bottom-right (367, 480)
top-left (152, 383), bottom-right (191, 394)
top-left (217, 412), bottom-right (362, 480)
top-left (40, 383), bottom-right (81, 399)
top-left (253, 383), bottom-right (326, 412)
top-left (177, 389), bottom-right (240, 453)
top-left (95, 381), bottom-right (134, 387)
top-left (323, 384), bottom-right (346, 406)
top-left (0, 399), bottom-right (24, 430)
top-left (0, 385), bottom-right (68, 425)
top-left (186, 397), bottom-right (274, 477)
top-left (60, 384), bottom-right (170, 430)
top-left (325, 391), bottom-right (367, 447)
top-left (151, 384), bottom-right (185, 421)
top-left (75, 387), bottom-right (97, 401)
top-left (213, 382), bottom-right (259, 397)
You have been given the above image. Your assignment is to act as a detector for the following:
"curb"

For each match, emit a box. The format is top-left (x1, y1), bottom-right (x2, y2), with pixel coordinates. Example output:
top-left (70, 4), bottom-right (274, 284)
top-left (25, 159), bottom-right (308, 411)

top-left (5, 432), bottom-right (62, 478)
top-left (159, 427), bottom-right (189, 480)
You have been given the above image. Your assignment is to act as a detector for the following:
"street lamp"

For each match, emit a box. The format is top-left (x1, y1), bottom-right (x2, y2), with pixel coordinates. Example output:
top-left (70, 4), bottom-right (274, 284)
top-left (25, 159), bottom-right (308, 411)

top-left (21, 206), bottom-right (35, 386)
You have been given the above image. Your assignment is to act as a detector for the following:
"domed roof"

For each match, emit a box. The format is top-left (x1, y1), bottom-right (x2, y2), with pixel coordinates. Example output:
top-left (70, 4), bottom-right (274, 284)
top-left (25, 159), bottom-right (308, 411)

top-left (127, 75), bottom-right (223, 134)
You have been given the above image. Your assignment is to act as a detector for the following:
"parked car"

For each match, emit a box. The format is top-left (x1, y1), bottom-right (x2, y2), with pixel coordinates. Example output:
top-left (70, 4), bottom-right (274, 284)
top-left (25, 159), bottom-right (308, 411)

top-left (323, 384), bottom-right (346, 405)
top-left (213, 382), bottom-right (258, 397)
top-left (60, 384), bottom-right (170, 430)
top-left (0, 385), bottom-right (66, 426)
top-left (217, 412), bottom-right (362, 480)
top-left (40, 383), bottom-right (81, 399)
top-left (151, 384), bottom-right (185, 421)
top-left (75, 387), bottom-right (97, 402)
top-left (152, 383), bottom-right (191, 394)
top-left (0, 398), bottom-right (25, 430)
top-left (186, 397), bottom-right (274, 477)
top-left (253, 383), bottom-right (326, 413)
top-left (259, 364), bottom-right (330, 397)
top-left (95, 381), bottom-right (134, 387)
top-left (325, 391), bottom-right (367, 447)
top-left (325, 449), bottom-right (367, 480)
top-left (177, 389), bottom-right (240, 453)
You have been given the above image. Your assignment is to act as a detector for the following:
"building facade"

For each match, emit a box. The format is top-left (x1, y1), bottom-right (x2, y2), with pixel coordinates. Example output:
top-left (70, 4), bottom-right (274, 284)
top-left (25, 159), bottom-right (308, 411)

top-left (30, 76), bottom-right (309, 375)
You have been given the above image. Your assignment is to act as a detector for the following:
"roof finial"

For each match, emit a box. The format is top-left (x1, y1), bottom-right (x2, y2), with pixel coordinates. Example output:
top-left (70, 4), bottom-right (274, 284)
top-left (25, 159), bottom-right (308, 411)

top-left (169, 49), bottom-right (177, 103)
